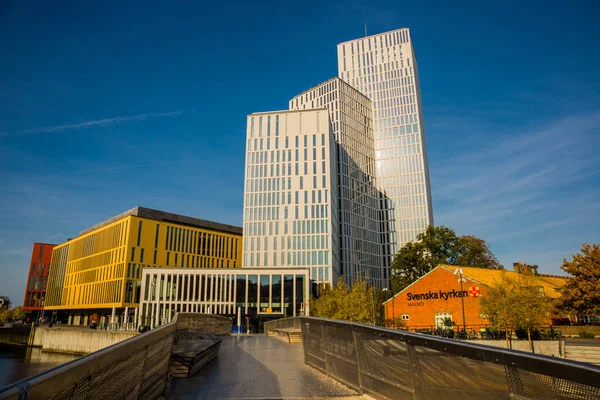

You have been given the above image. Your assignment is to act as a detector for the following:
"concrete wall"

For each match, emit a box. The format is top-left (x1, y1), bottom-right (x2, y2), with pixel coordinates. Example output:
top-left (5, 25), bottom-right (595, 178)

top-left (472, 340), bottom-right (563, 358)
top-left (0, 326), bottom-right (31, 346)
top-left (565, 339), bottom-right (600, 365)
top-left (473, 339), bottom-right (600, 364)
top-left (557, 325), bottom-right (600, 338)
top-left (32, 326), bottom-right (137, 354)
top-left (175, 313), bottom-right (232, 336)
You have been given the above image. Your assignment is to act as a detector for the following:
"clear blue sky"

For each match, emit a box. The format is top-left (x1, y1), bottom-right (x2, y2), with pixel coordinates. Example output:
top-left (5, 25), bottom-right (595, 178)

top-left (1, 1), bottom-right (599, 305)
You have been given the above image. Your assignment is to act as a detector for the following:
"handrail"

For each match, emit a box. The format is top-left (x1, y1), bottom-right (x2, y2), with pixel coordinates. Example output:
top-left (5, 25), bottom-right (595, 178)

top-left (300, 317), bottom-right (600, 399)
top-left (263, 317), bottom-right (301, 335)
top-left (0, 318), bottom-right (178, 400)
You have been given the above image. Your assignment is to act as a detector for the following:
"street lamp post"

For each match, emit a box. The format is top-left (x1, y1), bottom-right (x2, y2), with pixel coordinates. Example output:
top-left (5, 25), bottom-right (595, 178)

top-left (454, 267), bottom-right (467, 333)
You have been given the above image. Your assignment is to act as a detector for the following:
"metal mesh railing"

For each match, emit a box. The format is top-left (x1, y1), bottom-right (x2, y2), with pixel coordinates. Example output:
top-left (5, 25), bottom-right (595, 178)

top-left (263, 317), bottom-right (301, 335)
top-left (0, 319), bottom-right (176, 400)
top-left (300, 317), bottom-right (600, 400)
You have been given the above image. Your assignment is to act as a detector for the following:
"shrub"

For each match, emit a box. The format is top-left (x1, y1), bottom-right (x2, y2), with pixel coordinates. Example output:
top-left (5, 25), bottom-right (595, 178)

top-left (515, 327), bottom-right (541, 340)
top-left (578, 330), bottom-right (596, 339)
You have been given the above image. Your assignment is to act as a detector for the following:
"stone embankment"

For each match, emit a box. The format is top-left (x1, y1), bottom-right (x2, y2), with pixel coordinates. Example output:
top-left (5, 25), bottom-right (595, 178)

top-left (32, 326), bottom-right (137, 354)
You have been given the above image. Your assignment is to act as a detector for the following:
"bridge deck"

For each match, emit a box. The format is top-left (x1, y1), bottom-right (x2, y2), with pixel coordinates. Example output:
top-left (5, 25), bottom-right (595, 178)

top-left (166, 335), bottom-right (361, 400)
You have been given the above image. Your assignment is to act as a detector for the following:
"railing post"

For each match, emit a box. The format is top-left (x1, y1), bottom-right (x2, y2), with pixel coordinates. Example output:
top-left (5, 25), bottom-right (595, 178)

top-left (406, 340), bottom-right (425, 400)
top-left (505, 365), bottom-right (525, 397)
top-left (351, 324), bottom-right (364, 394)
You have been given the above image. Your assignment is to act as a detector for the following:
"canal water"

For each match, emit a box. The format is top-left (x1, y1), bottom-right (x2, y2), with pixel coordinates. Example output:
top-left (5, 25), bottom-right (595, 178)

top-left (0, 345), bottom-right (79, 387)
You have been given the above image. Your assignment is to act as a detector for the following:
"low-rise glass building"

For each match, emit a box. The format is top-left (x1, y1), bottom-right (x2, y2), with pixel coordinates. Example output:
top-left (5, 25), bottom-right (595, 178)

top-left (139, 267), bottom-right (309, 332)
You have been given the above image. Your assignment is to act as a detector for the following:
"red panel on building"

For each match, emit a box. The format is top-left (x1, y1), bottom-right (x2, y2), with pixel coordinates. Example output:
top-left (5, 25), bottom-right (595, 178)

top-left (23, 243), bottom-right (56, 311)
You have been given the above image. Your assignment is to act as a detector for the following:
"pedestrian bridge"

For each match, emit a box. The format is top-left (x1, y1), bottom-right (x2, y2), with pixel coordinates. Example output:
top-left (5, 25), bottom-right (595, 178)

top-left (1, 314), bottom-right (599, 400)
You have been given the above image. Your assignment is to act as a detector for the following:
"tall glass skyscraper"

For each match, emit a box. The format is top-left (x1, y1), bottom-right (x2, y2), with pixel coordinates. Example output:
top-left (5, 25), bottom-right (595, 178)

top-left (290, 78), bottom-right (387, 288)
top-left (242, 109), bottom-right (340, 285)
top-left (242, 28), bottom-right (433, 289)
top-left (337, 28), bottom-right (434, 263)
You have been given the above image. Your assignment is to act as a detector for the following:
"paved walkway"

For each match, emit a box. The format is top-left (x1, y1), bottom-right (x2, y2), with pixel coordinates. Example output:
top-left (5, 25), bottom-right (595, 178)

top-left (166, 335), bottom-right (361, 400)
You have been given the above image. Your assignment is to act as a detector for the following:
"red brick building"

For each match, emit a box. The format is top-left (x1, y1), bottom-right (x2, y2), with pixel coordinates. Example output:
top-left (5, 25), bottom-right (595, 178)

top-left (23, 243), bottom-right (56, 311)
top-left (383, 265), bottom-right (566, 330)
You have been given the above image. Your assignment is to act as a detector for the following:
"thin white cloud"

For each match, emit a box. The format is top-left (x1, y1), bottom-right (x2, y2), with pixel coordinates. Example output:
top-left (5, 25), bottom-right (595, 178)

top-left (0, 110), bottom-right (184, 136)
top-left (432, 110), bottom-right (600, 271)
top-left (45, 160), bottom-right (180, 176)
top-left (41, 234), bottom-right (64, 242)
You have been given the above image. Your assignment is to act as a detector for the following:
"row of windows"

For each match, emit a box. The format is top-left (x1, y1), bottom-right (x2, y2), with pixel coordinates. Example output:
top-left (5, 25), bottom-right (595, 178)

top-left (246, 160), bottom-right (328, 180)
top-left (71, 220), bottom-right (128, 260)
top-left (245, 250), bottom-right (331, 269)
top-left (29, 262), bottom-right (49, 277)
top-left (163, 251), bottom-right (237, 269)
top-left (67, 249), bottom-right (123, 275)
top-left (398, 218), bottom-right (429, 233)
top-left (248, 129), bottom-right (326, 147)
top-left (374, 112), bottom-right (418, 131)
top-left (249, 115), bottom-right (280, 138)
top-left (24, 292), bottom-right (45, 308)
top-left (343, 70), bottom-right (411, 101)
top-left (342, 60), bottom-right (412, 89)
top-left (66, 262), bottom-right (125, 287)
top-left (245, 235), bottom-right (331, 257)
top-left (64, 279), bottom-right (122, 307)
top-left (163, 225), bottom-right (239, 260)
top-left (377, 154), bottom-right (424, 179)
top-left (341, 30), bottom-right (409, 59)
top-left (27, 275), bottom-right (47, 291)
top-left (243, 206), bottom-right (330, 237)
top-left (376, 132), bottom-right (421, 153)
top-left (244, 233), bottom-right (330, 253)
top-left (245, 176), bottom-right (329, 201)
top-left (245, 192), bottom-right (329, 216)
top-left (291, 79), bottom-right (339, 108)
top-left (247, 147), bottom-right (327, 167)
top-left (248, 136), bottom-right (326, 159)
top-left (44, 245), bottom-right (69, 307)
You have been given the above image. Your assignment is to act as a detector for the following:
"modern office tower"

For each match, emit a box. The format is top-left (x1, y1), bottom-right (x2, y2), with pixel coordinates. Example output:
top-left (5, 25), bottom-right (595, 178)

top-left (242, 109), bottom-right (340, 285)
top-left (337, 28), bottom-right (434, 261)
top-left (44, 206), bottom-right (242, 325)
top-left (289, 77), bottom-right (387, 288)
top-left (22, 242), bottom-right (56, 311)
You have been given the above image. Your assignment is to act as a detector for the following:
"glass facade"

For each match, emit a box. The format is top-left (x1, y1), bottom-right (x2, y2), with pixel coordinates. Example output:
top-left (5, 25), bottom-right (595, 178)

top-left (140, 267), bottom-right (310, 327)
top-left (289, 77), bottom-right (387, 288)
top-left (337, 28), bottom-right (434, 264)
top-left (242, 110), bottom-right (340, 285)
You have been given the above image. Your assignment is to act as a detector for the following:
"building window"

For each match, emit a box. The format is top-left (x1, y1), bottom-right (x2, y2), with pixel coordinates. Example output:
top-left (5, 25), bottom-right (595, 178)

top-left (435, 312), bottom-right (452, 327)
top-left (137, 221), bottom-right (143, 246)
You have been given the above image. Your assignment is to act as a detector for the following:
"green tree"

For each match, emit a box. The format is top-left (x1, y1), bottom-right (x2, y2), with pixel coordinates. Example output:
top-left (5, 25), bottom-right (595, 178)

top-left (10, 307), bottom-right (26, 321)
top-left (480, 271), bottom-right (550, 350)
top-left (558, 243), bottom-right (600, 317)
top-left (311, 278), bottom-right (375, 324)
top-left (455, 235), bottom-right (502, 269)
top-left (0, 308), bottom-right (10, 322)
top-left (391, 226), bottom-right (501, 292)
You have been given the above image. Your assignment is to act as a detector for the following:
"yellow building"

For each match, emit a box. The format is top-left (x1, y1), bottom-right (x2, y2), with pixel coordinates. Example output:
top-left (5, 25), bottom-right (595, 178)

top-left (44, 207), bottom-right (242, 325)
